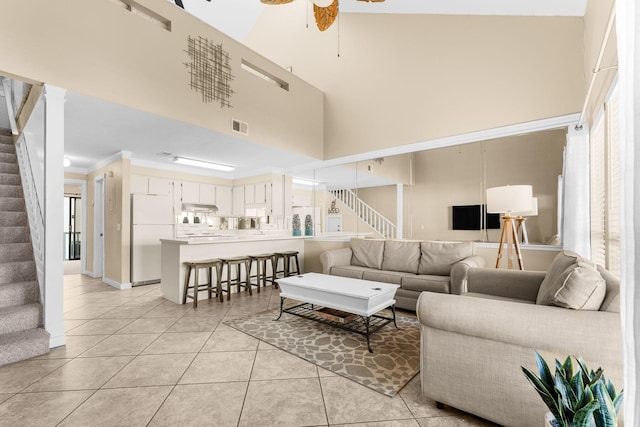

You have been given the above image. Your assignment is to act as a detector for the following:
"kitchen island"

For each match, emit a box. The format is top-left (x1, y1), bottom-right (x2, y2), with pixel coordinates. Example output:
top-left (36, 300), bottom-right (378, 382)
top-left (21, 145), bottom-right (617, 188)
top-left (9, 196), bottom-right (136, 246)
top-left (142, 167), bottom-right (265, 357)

top-left (160, 235), bottom-right (306, 304)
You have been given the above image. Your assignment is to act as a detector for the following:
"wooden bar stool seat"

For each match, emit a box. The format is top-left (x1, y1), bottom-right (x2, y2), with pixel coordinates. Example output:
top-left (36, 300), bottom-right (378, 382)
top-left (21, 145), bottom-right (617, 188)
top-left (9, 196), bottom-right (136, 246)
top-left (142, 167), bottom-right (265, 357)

top-left (273, 251), bottom-right (301, 288)
top-left (182, 259), bottom-right (224, 308)
top-left (248, 253), bottom-right (276, 291)
top-left (220, 256), bottom-right (251, 300)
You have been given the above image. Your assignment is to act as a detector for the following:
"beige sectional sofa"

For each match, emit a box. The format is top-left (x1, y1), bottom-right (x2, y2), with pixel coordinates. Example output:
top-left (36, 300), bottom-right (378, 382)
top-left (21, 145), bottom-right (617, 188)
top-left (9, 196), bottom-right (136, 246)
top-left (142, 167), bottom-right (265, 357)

top-left (320, 238), bottom-right (485, 310)
top-left (417, 251), bottom-right (622, 427)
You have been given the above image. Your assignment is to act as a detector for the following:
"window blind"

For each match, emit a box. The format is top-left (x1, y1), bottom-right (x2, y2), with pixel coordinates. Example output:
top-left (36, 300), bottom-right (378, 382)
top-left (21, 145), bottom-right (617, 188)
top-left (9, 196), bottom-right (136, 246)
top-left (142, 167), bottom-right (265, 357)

top-left (590, 115), bottom-right (606, 266)
top-left (606, 88), bottom-right (621, 276)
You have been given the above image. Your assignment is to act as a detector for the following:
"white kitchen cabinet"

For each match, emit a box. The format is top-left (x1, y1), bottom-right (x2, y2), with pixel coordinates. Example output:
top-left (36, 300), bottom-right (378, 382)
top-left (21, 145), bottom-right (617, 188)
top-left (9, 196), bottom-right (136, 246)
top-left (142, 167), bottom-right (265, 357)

top-left (215, 185), bottom-right (232, 216)
top-left (255, 182), bottom-right (267, 205)
top-left (199, 183), bottom-right (216, 204)
top-left (232, 186), bottom-right (244, 216)
top-left (244, 184), bottom-right (256, 204)
top-left (148, 177), bottom-right (171, 195)
top-left (180, 181), bottom-right (200, 204)
top-left (131, 176), bottom-right (171, 196)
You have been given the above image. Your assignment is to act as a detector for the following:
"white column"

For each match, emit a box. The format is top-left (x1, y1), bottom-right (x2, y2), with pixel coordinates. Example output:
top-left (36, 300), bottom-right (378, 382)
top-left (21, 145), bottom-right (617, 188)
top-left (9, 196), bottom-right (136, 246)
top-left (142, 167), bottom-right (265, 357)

top-left (396, 183), bottom-right (403, 239)
top-left (617, 0), bottom-right (640, 424)
top-left (43, 85), bottom-right (66, 348)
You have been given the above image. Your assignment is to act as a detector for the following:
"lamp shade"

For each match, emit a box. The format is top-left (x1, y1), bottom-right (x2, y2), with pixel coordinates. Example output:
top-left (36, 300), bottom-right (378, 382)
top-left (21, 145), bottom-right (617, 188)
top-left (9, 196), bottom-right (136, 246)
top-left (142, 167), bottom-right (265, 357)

top-left (486, 185), bottom-right (532, 214)
top-left (311, 0), bottom-right (333, 7)
top-left (512, 197), bottom-right (538, 217)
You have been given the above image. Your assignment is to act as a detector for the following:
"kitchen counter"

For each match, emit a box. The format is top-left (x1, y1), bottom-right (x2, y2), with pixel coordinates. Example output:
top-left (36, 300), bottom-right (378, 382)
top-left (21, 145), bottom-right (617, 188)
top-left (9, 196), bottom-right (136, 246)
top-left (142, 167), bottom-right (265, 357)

top-left (160, 235), bottom-right (306, 304)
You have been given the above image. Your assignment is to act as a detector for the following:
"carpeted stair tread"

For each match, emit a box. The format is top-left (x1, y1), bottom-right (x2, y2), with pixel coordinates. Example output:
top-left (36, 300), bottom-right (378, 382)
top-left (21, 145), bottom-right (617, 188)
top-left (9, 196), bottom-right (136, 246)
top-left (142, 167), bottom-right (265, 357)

top-left (0, 328), bottom-right (50, 366)
top-left (0, 152), bottom-right (17, 164)
top-left (0, 281), bottom-right (39, 309)
top-left (0, 226), bottom-right (30, 244)
top-left (0, 260), bottom-right (36, 285)
top-left (0, 197), bottom-right (26, 212)
top-left (0, 173), bottom-right (21, 185)
top-left (0, 243), bottom-right (33, 262)
top-left (0, 303), bottom-right (42, 335)
top-left (0, 211), bottom-right (28, 227)
top-left (0, 162), bottom-right (18, 174)
top-left (0, 184), bottom-right (23, 198)
top-left (0, 142), bottom-right (16, 154)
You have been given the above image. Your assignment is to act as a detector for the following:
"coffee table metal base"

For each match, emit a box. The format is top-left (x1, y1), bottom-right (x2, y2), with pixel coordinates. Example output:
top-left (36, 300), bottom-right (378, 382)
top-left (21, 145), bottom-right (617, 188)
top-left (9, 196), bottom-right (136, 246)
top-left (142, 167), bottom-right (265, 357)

top-left (275, 297), bottom-right (398, 353)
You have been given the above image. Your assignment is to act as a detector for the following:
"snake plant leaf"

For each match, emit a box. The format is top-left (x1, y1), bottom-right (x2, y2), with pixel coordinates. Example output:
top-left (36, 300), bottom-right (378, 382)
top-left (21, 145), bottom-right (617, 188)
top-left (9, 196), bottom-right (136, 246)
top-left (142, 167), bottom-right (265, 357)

top-left (578, 384), bottom-right (595, 409)
top-left (593, 381), bottom-right (618, 427)
top-left (555, 370), bottom-right (578, 409)
top-left (573, 400), bottom-right (600, 427)
top-left (605, 378), bottom-right (616, 400)
top-left (591, 368), bottom-right (604, 386)
top-left (577, 356), bottom-right (591, 384)
top-left (613, 392), bottom-right (624, 415)
top-left (571, 372), bottom-right (585, 402)
top-left (561, 356), bottom-right (574, 380)
top-left (522, 367), bottom-right (563, 421)
top-left (535, 351), bottom-right (555, 390)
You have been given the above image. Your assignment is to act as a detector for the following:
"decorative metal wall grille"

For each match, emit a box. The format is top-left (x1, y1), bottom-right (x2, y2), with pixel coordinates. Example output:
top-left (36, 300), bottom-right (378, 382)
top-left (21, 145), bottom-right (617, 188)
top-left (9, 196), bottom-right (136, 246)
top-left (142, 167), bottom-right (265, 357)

top-left (184, 35), bottom-right (234, 108)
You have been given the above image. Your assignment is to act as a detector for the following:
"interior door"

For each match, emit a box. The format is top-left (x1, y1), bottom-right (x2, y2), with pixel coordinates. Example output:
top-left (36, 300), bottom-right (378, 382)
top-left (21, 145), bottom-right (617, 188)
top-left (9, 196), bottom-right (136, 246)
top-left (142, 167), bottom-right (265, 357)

top-left (94, 176), bottom-right (105, 277)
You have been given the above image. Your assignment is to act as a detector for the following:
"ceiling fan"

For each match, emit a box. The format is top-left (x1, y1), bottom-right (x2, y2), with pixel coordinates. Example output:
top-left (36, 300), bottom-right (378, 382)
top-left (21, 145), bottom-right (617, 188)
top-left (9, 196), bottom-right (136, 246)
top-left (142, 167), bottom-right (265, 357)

top-left (261, 0), bottom-right (385, 32)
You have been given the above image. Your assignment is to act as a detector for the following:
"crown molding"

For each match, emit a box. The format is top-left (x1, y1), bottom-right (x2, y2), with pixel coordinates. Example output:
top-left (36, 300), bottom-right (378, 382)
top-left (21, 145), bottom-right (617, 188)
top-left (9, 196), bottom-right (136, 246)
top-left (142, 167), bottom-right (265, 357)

top-left (87, 150), bottom-right (132, 173)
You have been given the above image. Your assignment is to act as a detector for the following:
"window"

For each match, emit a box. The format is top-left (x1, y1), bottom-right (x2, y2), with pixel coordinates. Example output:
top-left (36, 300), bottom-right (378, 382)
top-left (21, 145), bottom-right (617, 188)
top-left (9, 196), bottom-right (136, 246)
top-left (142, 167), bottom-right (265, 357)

top-left (589, 83), bottom-right (620, 275)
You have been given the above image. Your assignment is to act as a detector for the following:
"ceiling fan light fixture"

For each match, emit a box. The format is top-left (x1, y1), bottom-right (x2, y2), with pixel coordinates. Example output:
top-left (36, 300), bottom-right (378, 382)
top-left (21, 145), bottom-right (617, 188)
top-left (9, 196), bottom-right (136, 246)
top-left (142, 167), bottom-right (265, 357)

top-left (311, 0), bottom-right (334, 7)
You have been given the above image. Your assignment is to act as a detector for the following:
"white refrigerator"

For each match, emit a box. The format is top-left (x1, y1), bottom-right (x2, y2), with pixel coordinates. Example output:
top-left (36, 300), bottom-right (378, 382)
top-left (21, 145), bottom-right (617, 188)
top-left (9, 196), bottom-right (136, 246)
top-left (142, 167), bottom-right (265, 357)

top-left (131, 194), bottom-right (174, 286)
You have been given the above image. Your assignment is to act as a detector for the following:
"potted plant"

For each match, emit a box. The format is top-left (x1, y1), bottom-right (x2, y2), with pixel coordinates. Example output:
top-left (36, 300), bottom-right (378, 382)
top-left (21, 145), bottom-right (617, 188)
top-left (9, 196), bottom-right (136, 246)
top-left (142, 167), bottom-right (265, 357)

top-left (292, 214), bottom-right (301, 236)
top-left (521, 351), bottom-right (623, 427)
top-left (304, 214), bottom-right (313, 236)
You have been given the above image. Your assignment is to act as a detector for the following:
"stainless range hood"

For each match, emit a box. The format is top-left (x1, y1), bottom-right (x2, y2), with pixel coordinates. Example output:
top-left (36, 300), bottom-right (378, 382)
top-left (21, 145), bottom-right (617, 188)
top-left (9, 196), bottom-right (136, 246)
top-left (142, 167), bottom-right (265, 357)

top-left (181, 203), bottom-right (219, 213)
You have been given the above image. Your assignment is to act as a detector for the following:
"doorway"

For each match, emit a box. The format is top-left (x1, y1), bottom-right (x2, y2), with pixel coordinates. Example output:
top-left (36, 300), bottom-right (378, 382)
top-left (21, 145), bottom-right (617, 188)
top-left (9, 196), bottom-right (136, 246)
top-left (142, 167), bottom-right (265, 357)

top-left (64, 179), bottom-right (87, 275)
top-left (93, 175), bottom-right (105, 278)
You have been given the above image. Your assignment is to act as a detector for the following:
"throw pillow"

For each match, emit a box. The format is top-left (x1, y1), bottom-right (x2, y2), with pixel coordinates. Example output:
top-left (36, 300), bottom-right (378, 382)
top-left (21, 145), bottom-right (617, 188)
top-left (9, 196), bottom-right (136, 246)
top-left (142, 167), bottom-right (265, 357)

top-left (418, 241), bottom-right (474, 275)
top-left (350, 238), bottom-right (385, 270)
top-left (536, 250), bottom-right (581, 305)
top-left (550, 260), bottom-right (606, 310)
top-left (381, 240), bottom-right (421, 273)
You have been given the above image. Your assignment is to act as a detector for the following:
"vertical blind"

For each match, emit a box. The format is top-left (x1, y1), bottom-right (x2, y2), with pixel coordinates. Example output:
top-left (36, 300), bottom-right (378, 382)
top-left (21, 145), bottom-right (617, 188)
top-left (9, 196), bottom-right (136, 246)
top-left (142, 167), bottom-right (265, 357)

top-left (589, 84), bottom-right (621, 276)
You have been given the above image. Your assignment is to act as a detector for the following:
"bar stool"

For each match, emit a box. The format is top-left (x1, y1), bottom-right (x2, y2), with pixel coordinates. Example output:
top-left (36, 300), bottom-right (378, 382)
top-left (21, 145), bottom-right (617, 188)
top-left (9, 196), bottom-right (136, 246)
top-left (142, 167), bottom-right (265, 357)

top-left (220, 256), bottom-right (252, 300)
top-left (273, 251), bottom-right (301, 283)
top-left (248, 253), bottom-right (276, 291)
top-left (182, 259), bottom-right (224, 308)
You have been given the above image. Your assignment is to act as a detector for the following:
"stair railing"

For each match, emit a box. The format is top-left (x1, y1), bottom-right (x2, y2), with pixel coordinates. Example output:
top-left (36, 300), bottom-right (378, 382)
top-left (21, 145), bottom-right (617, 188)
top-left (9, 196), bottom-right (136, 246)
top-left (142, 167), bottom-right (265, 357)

top-left (15, 134), bottom-right (45, 300)
top-left (329, 188), bottom-right (397, 239)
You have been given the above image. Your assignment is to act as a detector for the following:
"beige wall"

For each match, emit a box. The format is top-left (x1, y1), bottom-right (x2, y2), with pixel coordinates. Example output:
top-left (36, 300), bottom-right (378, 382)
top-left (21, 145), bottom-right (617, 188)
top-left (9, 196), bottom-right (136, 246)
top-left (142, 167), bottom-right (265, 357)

top-left (0, 0), bottom-right (323, 160)
top-left (584, 0), bottom-right (618, 124)
top-left (246, 8), bottom-right (584, 159)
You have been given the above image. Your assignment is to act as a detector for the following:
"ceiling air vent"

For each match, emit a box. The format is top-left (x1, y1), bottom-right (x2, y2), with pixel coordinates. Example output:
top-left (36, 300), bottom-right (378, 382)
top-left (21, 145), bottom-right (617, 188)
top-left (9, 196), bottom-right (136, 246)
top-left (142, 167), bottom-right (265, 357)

top-left (231, 119), bottom-right (249, 136)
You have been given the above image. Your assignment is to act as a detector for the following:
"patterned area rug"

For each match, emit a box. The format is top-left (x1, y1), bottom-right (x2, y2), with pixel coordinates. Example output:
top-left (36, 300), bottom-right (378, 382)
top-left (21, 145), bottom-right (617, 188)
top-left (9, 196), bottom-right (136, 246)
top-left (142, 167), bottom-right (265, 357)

top-left (224, 308), bottom-right (420, 397)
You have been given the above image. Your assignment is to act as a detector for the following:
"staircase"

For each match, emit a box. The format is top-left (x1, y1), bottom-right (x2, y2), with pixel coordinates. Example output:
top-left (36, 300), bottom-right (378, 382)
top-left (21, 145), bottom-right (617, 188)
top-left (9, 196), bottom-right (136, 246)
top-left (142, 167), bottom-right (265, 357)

top-left (329, 188), bottom-right (397, 239)
top-left (0, 129), bottom-right (49, 366)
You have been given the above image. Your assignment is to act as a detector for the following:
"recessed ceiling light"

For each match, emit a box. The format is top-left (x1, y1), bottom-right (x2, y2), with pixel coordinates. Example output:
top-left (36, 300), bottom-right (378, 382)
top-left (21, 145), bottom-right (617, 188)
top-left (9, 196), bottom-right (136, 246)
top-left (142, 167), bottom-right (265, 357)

top-left (63, 158), bottom-right (71, 167)
top-left (173, 156), bottom-right (235, 172)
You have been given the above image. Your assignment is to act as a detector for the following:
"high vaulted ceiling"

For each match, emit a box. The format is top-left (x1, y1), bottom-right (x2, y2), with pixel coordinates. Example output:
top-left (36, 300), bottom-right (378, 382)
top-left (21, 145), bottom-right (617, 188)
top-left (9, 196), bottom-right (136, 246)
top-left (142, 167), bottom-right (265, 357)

top-left (177, 0), bottom-right (588, 41)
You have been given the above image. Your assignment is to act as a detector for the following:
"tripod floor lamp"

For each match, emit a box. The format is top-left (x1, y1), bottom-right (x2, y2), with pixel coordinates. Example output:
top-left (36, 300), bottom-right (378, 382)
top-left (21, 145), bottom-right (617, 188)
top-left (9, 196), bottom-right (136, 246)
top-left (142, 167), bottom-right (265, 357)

top-left (486, 185), bottom-right (533, 270)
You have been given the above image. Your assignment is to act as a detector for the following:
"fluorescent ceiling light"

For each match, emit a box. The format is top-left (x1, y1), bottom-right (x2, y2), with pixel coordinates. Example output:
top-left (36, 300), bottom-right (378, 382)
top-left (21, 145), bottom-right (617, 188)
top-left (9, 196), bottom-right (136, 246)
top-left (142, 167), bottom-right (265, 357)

top-left (173, 156), bottom-right (235, 172)
top-left (63, 158), bottom-right (71, 167)
top-left (292, 178), bottom-right (318, 186)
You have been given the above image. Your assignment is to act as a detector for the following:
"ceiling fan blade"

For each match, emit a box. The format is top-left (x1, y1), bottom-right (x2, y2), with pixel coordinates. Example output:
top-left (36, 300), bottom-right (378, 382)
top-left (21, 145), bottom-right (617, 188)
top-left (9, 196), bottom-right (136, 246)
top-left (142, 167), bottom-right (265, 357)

top-left (261, 0), bottom-right (294, 4)
top-left (314, 0), bottom-right (338, 31)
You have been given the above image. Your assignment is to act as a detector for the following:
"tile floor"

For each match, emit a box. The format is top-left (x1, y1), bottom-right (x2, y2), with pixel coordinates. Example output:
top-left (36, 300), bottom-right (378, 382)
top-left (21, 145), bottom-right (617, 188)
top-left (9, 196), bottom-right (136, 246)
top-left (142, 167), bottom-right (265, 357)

top-left (0, 275), bottom-right (498, 426)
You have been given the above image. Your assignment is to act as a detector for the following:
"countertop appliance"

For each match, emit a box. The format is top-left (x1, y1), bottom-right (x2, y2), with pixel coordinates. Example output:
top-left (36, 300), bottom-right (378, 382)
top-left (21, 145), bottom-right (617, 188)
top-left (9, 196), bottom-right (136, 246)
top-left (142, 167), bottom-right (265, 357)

top-left (131, 194), bottom-right (174, 286)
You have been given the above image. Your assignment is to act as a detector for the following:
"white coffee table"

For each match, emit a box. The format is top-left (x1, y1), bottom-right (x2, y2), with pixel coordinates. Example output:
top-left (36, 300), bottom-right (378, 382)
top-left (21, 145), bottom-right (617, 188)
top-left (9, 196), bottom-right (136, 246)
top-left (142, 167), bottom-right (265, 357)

top-left (275, 273), bottom-right (400, 352)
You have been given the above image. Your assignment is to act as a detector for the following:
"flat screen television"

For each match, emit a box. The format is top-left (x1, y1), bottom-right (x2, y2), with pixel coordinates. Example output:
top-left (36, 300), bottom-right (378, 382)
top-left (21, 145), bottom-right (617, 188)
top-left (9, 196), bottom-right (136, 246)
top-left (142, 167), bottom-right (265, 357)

top-left (452, 204), bottom-right (501, 230)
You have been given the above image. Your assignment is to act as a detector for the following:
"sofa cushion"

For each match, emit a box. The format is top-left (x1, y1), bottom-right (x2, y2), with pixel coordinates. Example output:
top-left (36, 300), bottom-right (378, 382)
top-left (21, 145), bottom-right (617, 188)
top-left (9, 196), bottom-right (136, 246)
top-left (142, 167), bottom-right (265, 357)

top-left (402, 274), bottom-right (450, 293)
top-left (330, 265), bottom-right (367, 279)
top-left (418, 241), bottom-right (474, 275)
top-left (463, 292), bottom-right (535, 305)
top-left (549, 261), bottom-right (606, 310)
top-left (382, 240), bottom-right (420, 274)
top-left (350, 238), bottom-right (385, 270)
top-left (536, 250), bottom-right (581, 305)
top-left (362, 270), bottom-right (407, 285)
top-left (598, 265), bottom-right (621, 313)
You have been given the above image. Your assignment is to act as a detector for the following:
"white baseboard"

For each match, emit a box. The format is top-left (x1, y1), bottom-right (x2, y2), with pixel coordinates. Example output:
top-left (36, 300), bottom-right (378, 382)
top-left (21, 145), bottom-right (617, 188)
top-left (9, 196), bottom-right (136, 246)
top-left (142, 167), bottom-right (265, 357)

top-left (49, 334), bottom-right (65, 349)
top-left (82, 269), bottom-right (93, 277)
top-left (103, 277), bottom-right (132, 290)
